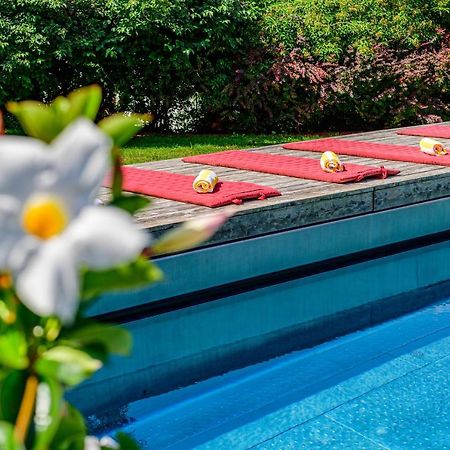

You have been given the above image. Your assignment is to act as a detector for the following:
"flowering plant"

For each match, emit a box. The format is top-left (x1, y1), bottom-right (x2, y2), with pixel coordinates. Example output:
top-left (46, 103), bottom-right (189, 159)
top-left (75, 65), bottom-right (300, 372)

top-left (0, 86), bottom-right (229, 449)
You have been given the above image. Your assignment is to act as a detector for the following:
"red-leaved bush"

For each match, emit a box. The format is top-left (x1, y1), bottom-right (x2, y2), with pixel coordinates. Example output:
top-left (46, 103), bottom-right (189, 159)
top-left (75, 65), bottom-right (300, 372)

top-left (331, 31), bottom-right (450, 130)
top-left (216, 32), bottom-right (450, 132)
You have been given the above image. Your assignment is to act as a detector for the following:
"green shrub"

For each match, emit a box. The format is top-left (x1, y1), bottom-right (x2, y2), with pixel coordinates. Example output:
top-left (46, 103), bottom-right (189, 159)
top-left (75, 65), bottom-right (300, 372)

top-left (262, 0), bottom-right (450, 61)
top-left (0, 0), bottom-right (262, 130)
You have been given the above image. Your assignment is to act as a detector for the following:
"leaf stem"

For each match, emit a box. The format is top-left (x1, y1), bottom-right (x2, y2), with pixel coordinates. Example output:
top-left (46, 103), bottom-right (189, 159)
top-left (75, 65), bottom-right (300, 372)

top-left (111, 146), bottom-right (123, 201)
top-left (15, 374), bottom-right (39, 443)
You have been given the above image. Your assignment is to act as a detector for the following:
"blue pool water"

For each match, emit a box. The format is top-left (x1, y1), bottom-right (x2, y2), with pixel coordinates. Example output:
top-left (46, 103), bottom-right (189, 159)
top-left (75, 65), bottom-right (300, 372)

top-left (93, 298), bottom-right (450, 449)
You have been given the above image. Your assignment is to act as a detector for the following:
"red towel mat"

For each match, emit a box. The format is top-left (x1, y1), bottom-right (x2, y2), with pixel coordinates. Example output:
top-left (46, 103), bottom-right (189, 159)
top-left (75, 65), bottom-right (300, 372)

top-left (397, 125), bottom-right (450, 139)
top-left (183, 151), bottom-right (399, 183)
top-left (282, 138), bottom-right (450, 167)
top-left (103, 166), bottom-right (281, 207)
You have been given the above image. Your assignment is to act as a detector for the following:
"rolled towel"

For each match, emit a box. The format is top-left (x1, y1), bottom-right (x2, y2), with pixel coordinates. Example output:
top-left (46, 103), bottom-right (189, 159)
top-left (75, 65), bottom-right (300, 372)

top-left (320, 151), bottom-right (345, 173)
top-left (420, 138), bottom-right (447, 156)
top-left (193, 169), bottom-right (219, 193)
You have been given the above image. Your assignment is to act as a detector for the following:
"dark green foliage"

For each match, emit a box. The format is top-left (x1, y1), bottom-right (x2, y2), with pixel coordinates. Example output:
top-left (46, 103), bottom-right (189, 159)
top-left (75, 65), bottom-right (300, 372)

top-left (1, 0), bottom-right (449, 132)
top-left (0, 0), bottom-right (262, 130)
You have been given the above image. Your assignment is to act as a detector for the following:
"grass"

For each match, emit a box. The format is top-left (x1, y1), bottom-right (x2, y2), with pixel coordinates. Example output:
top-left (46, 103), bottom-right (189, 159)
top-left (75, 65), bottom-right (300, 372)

top-left (121, 133), bottom-right (330, 164)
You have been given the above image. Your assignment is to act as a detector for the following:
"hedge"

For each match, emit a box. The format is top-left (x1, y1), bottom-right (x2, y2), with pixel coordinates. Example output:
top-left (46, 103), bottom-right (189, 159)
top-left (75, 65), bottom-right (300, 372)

top-left (1, 0), bottom-right (449, 132)
top-left (0, 0), bottom-right (262, 130)
top-left (217, 0), bottom-right (450, 131)
top-left (219, 33), bottom-right (450, 132)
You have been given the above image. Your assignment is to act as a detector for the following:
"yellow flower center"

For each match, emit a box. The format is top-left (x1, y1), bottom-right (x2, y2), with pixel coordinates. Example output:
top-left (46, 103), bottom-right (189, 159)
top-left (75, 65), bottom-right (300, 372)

top-left (22, 195), bottom-right (68, 240)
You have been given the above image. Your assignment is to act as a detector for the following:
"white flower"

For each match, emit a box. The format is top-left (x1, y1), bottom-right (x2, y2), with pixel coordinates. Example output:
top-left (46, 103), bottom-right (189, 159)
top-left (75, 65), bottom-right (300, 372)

top-left (85, 436), bottom-right (119, 450)
top-left (0, 119), bottom-right (148, 323)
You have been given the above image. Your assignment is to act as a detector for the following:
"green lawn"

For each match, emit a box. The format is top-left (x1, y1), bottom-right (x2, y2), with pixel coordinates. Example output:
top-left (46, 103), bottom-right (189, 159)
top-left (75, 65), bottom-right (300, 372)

top-left (122, 134), bottom-right (329, 164)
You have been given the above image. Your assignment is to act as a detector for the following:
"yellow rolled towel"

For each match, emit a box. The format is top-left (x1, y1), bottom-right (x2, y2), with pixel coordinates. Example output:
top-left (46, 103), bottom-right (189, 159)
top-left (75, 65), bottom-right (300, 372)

top-left (320, 151), bottom-right (345, 173)
top-left (420, 138), bottom-right (447, 156)
top-left (193, 169), bottom-right (218, 193)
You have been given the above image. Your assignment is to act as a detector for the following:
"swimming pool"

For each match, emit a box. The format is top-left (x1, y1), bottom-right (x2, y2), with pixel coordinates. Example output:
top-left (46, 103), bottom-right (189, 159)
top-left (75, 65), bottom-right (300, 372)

top-left (87, 296), bottom-right (450, 449)
top-left (72, 197), bottom-right (450, 413)
top-left (68, 197), bottom-right (450, 448)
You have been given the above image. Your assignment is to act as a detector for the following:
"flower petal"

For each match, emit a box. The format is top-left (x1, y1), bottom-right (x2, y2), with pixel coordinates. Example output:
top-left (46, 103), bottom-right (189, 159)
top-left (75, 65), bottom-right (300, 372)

top-left (50, 119), bottom-right (112, 206)
top-left (0, 136), bottom-right (49, 199)
top-left (0, 233), bottom-right (22, 272)
top-left (0, 195), bottom-right (22, 269)
top-left (6, 234), bottom-right (40, 275)
top-left (66, 206), bottom-right (148, 269)
top-left (15, 237), bottom-right (79, 324)
top-left (151, 209), bottom-right (232, 255)
top-left (84, 436), bottom-right (101, 450)
top-left (84, 436), bottom-right (119, 450)
top-left (99, 437), bottom-right (119, 449)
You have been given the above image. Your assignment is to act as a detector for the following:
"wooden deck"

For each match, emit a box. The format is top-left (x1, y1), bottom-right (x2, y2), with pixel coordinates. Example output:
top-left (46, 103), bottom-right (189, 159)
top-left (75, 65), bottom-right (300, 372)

top-left (100, 122), bottom-right (450, 245)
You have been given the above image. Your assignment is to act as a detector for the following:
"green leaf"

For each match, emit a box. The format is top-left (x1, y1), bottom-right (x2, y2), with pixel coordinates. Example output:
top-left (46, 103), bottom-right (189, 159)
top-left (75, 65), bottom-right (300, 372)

top-left (16, 302), bottom-right (43, 335)
top-left (35, 347), bottom-right (102, 386)
top-left (6, 101), bottom-right (58, 143)
top-left (51, 85), bottom-right (102, 128)
top-left (65, 85), bottom-right (102, 122)
top-left (110, 147), bottom-right (123, 200)
top-left (98, 113), bottom-right (150, 147)
top-left (0, 421), bottom-right (25, 450)
top-left (110, 195), bottom-right (150, 214)
top-left (50, 403), bottom-right (86, 450)
top-left (0, 370), bottom-right (26, 422)
top-left (32, 377), bottom-right (63, 450)
top-left (81, 257), bottom-right (163, 301)
top-left (7, 85), bottom-right (102, 143)
top-left (115, 432), bottom-right (141, 450)
top-left (0, 329), bottom-right (29, 369)
top-left (50, 97), bottom-right (72, 123)
top-left (63, 323), bottom-right (132, 357)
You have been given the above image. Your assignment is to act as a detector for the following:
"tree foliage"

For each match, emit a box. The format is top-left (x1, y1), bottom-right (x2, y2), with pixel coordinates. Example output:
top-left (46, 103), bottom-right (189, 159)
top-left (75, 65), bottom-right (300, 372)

top-left (0, 0), bottom-right (449, 132)
top-left (263, 0), bottom-right (450, 60)
top-left (0, 0), bottom-right (262, 130)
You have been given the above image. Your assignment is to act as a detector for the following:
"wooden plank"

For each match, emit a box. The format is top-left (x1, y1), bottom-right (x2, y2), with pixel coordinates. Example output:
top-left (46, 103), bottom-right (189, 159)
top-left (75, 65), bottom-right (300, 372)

top-left (103, 121), bottom-right (450, 244)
